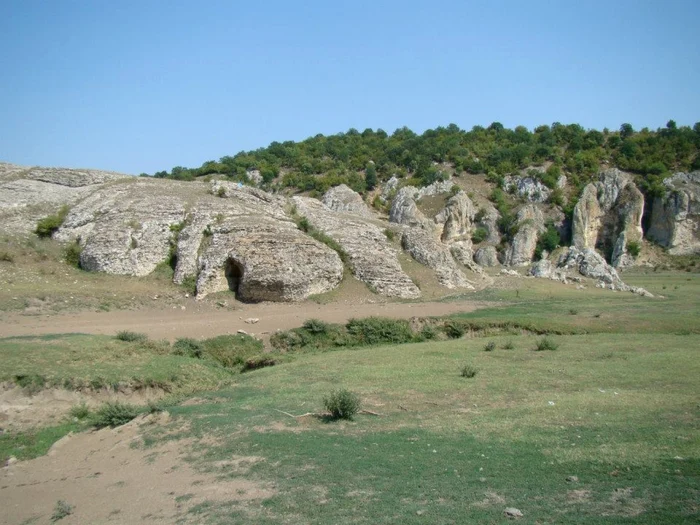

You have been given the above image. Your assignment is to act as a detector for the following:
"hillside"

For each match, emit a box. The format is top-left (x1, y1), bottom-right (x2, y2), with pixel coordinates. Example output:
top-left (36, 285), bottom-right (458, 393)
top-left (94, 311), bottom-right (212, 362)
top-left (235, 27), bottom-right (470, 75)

top-left (1, 124), bottom-right (699, 309)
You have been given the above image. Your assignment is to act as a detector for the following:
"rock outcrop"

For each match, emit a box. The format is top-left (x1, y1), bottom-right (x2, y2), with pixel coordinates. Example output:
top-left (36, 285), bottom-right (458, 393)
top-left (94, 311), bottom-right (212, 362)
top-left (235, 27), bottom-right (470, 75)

top-left (503, 174), bottom-right (551, 203)
top-left (389, 186), bottom-right (429, 227)
top-left (293, 196), bottom-right (421, 298)
top-left (401, 229), bottom-right (474, 289)
top-left (504, 204), bottom-right (545, 266)
top-left (572, 169), bottom-right (644, 267)
top-left (647, 171), bottom-right (700, 255)
top-left (530, 247), bottom-right (652, 297)
top-left (322, 184), bottom-right (374, 218)
top-left (474, 245), bottom-right (500, 267)
top-left (435, 191), bottom-right (476, 242)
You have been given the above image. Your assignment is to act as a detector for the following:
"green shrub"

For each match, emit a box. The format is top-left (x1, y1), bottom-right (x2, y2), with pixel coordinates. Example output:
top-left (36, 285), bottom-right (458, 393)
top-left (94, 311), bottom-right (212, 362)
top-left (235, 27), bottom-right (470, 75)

top-left (346, 317), bottom-right (414, 345)
top-left (91, 402), bottom-right (140, 428)
top-left (384, 228), bottom-right (395, 241)
top-left (68, 403), bottom-right (90, 420)
top-left (471, 227), bottom-right (487, 244)
top-left (0, 251), bottom-right (14, 263)
top-left (534, 221), bottom-right (561, 260)
top-left (443, 320), bottom-right (466, 339)
top-left (201, 333), bottom-right (264, 368)
top-left (302, 318), bottom-right (331, 335)
top-left (460, 365), bottom-right (478, 378)
top-left (419, 325), bottom-right (438, 340)
top-left (51, 500), bottom-right (73, 522)
top-left (502, 340), bottom-right (515, 350)
top-left (569, 308), bottom-right (579, 315)
top-left (534, 337), bottom-right (559, 351)
top-left (323, 389), bottom-right (361, 420)
top-left (14, 374), bottom-right (46, 394)
top-left (115, 331), bottom-right (148, 343)
top-left (483, 341), bottom-right (496, 352)
top-left (626, 241), bottom-right (641, 257)
top-left (64, 241), bottom-right (82, 268)
top-left (172, 338), bottom-right (204, 358)
top-left (35, 205), bottom-right (70, 238)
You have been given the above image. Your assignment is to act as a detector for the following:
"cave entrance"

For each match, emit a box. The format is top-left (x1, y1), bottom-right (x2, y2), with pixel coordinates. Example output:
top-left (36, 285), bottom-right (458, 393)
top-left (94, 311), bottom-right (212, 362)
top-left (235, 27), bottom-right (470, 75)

top-left (225, 259), bottom-right (244, 298)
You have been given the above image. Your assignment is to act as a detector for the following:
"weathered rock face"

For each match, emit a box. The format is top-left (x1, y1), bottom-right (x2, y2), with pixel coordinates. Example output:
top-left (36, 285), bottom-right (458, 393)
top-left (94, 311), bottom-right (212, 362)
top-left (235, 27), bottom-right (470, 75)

top-left (322, 184), bottom-right (373, 218)
top-left (474, 245), bottom-right (499, 267)
top-left (504, 204), bottom-right (545, 266)
top-left (572, 169), bottom-right (644, 267)
top-left (401, 229), bottom-right (474, 289)
top-left (435, 191), bottom-right (476, 242)
top-left (647, 172), bottom-right (700, 255)
top-left (503, 175), bottom-right (551, 203)
top-left (195, 216), bottom-right (343, 302)
top-left (389, 186), bottom-right (428, 227)
top-left (293, 196), bottom-right (421, 298)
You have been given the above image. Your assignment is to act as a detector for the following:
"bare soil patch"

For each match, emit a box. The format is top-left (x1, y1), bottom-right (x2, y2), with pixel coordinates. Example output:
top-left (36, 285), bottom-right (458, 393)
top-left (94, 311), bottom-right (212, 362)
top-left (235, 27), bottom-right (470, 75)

top-left (0, 413), bottom-right (273, 525)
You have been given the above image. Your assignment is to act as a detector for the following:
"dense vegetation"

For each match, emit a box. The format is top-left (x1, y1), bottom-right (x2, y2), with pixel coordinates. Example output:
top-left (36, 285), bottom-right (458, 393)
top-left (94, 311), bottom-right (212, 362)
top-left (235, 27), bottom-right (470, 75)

top-left (145, 121), bottom-right (700, 199)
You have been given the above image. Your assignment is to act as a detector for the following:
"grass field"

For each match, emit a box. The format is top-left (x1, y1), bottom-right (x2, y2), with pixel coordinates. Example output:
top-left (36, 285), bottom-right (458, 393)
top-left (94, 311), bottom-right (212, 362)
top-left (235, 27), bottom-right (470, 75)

top-left (1, 271), bottom-right (698, 523)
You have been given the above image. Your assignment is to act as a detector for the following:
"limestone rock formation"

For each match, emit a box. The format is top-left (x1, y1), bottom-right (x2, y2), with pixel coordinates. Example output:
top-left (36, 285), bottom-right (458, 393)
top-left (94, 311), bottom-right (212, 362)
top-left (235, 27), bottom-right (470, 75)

top-left (401, 229), bottom-right (474, 289)
top-left (504, 204), bottom-right (545, 266)
top-left (389, 186), bottom-right (429, 227)
top-left (474, 245), bottom-right (499, 267)
top-left (435, 191), bottom-right (476, 242)
top-left (572, 169), bottom-right (644, 267)
top-left (322, 184), bottom-right (373, 218)
top-left (293, 196), bottom-right (421, 298)
top-left (195, 216), bottom-right (343, 302)
top-left (503, 174), bottom-right (551, 203)
top-left (647, 172), bottom-right (700, 255)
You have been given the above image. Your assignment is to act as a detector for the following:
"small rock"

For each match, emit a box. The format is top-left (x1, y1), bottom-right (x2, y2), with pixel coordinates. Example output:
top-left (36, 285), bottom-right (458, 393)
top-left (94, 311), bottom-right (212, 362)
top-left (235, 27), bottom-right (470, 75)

top-left (504, 507), bottom-right (523, 519)
top-left (416, 510), bottom-right (424, 516)
top-left (5, 456), bottom-right (17, 467)
top-left (566, 475), bottom-right (579, 483)
top-left (245, 318), bottom-right (259, 324)
top-left (237, 329), bottom-right (248, 335)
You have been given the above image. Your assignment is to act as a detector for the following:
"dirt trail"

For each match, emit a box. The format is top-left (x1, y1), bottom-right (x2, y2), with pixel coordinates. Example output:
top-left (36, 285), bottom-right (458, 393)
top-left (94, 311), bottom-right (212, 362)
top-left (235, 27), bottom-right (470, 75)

top-left (0, 413), bottom-right (272, 525)
top-left (0, 299), bottom-right (483, 340)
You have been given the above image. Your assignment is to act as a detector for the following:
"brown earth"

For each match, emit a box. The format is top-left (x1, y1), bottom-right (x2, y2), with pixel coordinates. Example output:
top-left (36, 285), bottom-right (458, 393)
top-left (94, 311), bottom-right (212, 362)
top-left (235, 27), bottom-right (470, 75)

top-left (0, 299), bottom-right (484, 341)
top-left (0, 413), bottom-right (273, 525)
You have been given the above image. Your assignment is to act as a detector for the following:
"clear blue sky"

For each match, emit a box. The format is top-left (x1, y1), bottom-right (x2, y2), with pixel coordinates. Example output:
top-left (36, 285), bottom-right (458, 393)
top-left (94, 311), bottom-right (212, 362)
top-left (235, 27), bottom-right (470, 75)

top-left (1, 0), bottom-right (699, 174)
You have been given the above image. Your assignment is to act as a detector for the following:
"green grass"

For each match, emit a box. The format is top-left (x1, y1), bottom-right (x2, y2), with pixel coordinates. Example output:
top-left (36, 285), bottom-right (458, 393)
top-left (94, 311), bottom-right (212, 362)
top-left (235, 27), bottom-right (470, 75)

top-left (0, 422), bottom-right (83, 464)
top-left (0, 333), bottom-right (235, 392)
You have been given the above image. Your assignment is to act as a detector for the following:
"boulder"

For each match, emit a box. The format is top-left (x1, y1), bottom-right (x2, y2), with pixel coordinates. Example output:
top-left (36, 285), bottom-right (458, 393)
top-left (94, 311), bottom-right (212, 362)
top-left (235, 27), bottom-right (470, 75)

top-left (647, 172), bottom-right (700, 255)
top-left (322, 184), bottom-right (373, 218)
top-left (293, 196), bottom-right (421, 298)
top-left (389, 186), bottom-right (429, 227)
top-left (474, 245), bottom-right (500, 267)
top-left (572, 169), bottom-right (644, 267)
top-left (449, 240), bottom-right (484, 274)
top-left (504, 204), bottom-right (545, 266)
top-left (401, 229), bottom-right (474, 289)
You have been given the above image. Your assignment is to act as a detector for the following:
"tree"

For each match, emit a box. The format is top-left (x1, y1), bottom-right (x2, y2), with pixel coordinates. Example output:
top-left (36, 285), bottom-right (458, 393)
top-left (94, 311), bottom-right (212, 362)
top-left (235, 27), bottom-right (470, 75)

top-left (620, 123), bottom-right (634, 139)
top-left (365, 163), bottom-right (377, 191)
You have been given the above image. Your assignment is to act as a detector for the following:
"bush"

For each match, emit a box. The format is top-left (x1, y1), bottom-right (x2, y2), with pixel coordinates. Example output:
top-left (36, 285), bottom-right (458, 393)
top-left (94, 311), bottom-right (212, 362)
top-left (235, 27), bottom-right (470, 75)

top-left (483, 341), bottom-right (496, 352)
top-left (460, 365), bottom-right (478, 378)
top-left (471, 227), bottom-right (488, 244)
top-left (626, 241), bottom-right (641, 257)
top-left (115, 331), bottom-right (148, 343)
top-left (64, 241), bottom-right (82, 268)
top-left (443, 320), bottom-right (466, 339)
top-left (323, 389), bottom-right (361, 420)
top-left (51, 500), bottom-right (73, 522)
top-left (534, 337), bottom-right (559, 351)
top-left (502, 340), bottom-right (515, 350)
top-left (346, 317), bottom-right (414, 345)
top-left (68, 403), bottom-right (90, 420)
top-left (91, 401), bottom-right (140, 428)
top-left (0, 251), bottom-right (14, 263)
top-left (172, 338), bottom-right (203, 358)
top-left (384, 228), bottom-right (395, 241)
top-left (35, 205), bottom-right (70, 238)
top-left (241, 356), bottom-right (277, 372)
top-left (302, 318), bottom-right (331, 335)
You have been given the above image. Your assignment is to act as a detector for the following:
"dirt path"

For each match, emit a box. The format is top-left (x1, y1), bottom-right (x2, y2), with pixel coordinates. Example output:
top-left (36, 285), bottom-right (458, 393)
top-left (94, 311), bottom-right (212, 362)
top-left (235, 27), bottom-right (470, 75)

top-left (0, 299), bottom-right (483, 340)
top-left (0, 413), bottom-right (272, 525)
